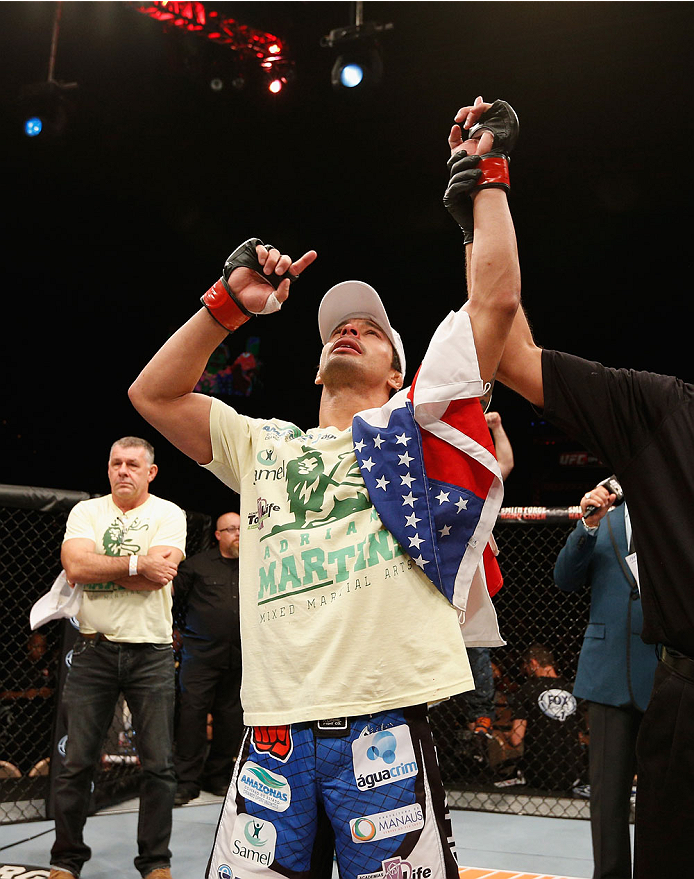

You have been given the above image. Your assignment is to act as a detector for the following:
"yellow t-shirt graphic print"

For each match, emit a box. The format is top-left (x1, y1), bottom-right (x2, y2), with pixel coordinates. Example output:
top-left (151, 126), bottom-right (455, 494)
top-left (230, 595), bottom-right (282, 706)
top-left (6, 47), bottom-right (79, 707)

top-left (205, 403), bottom-right (473, 726)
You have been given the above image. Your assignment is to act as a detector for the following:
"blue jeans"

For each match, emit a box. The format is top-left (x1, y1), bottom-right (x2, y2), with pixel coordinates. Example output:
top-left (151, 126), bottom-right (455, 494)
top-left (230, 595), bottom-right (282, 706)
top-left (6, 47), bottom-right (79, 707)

top-left (50, 636), bottom-right (176, 878)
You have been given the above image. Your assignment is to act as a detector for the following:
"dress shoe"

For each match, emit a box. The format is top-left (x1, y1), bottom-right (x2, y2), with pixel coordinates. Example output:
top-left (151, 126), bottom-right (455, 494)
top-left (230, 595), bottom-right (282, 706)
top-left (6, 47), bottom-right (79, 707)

top-left (173, 784), bottom-right (199, 806)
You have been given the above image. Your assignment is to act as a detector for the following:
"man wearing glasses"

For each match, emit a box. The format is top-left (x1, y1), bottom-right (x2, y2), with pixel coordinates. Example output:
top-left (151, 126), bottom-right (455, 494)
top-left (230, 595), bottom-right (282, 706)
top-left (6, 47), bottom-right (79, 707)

top-left (172, 512), bottom-right (243, 805)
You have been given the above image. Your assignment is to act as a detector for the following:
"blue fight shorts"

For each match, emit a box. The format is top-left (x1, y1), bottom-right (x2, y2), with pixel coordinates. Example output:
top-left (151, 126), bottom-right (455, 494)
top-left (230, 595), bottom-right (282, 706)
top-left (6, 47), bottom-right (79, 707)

top-left (206, 705), bottom-right (458, 879)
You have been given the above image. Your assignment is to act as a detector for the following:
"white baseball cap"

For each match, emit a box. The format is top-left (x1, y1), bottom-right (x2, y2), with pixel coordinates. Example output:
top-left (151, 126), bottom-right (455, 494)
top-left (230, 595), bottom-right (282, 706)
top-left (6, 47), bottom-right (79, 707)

top-left (318, 280), bottom-right (406, 378)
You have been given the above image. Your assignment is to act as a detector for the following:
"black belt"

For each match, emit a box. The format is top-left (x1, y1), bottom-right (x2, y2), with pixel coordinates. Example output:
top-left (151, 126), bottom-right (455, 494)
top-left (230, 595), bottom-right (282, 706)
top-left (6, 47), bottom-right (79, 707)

top-left (660, 645), bottom-right (694, 682)
top-left (80, 633), bottom-right (167, 649)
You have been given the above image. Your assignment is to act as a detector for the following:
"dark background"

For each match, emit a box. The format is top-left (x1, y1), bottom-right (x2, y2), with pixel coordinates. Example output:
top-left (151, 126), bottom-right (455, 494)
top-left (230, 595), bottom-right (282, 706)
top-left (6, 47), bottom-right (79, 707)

top-left (2, 1), bottom-right (693, 519)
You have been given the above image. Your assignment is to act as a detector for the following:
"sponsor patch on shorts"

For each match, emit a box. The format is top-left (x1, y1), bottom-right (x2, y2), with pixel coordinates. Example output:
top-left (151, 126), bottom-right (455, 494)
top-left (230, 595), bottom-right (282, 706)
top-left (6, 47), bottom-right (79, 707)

top-left (350, 803), bottom-right (424, 843)
top-left (237, 761), bottom-right (291, 812)
top-left (251, 725), bottom-right (293, 762)
top-left (358, 858), bottom-right (433, 879)
top-left (230, 814), bottom-right (277, 868)
top-left (352, 724), bottom-right (418, 789)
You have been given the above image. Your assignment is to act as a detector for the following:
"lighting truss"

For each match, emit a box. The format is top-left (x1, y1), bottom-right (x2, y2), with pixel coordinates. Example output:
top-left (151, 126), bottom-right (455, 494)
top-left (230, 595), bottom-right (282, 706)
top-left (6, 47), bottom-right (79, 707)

top-left (130, 2), bottom-right (287, 64)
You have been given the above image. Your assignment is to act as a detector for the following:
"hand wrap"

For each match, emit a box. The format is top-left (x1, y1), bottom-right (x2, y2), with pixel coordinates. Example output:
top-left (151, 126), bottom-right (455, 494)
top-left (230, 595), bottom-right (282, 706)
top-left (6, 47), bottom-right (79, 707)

top-left (201, 237), bottom-right (296, 332)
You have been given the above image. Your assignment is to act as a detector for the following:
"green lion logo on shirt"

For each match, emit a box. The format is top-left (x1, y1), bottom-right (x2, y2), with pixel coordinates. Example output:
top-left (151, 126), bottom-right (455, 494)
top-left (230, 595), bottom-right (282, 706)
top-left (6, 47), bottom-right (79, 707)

top-left (262, 447), bottom-right (370, 539)
top-left (84, 517), bottom-right (150, 593)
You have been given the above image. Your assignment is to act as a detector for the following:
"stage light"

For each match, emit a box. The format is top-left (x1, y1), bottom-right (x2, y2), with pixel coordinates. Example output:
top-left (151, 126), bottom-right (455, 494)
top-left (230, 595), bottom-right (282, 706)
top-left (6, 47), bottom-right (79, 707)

top-left (260, 56), bottom-right (295, 96)
top-left (18, 3), bottom-right (78, 142)
top-left (330, 46), bottom-right (383, 92)
top-left (132, 3), bottom-right (289, 72)
top-left (17, 81), bottom-right (75, 141)
top-left (338, 62), bottom-right (363, 88)
top-left (24, 117), bottom-right (43, 138)
top-left (131, 3), bottom-right (295, 99)
top-left (322, 4), bottom-right (393, 94)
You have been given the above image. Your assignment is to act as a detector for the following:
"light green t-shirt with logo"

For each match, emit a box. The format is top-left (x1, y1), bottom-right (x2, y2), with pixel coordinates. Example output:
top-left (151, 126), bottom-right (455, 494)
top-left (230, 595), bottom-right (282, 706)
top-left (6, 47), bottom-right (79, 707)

top-left (63, 494), bottom-right (187, 643)
top-left (204, 398), bottom-right (473, 726)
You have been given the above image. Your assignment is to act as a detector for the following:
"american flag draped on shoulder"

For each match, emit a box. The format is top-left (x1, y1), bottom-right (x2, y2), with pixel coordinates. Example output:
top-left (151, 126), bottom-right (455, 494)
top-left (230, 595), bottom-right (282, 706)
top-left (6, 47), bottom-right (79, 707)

top-left (352, 309), bottom-right (505, 647)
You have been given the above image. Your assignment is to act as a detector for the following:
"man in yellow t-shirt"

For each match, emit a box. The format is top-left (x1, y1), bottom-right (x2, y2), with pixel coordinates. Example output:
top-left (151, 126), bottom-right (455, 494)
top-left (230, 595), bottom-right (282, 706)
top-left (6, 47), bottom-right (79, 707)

top-left (129, 97), bottom-right (520, 879)
top-left (49, 437), bottom-right (186, 879)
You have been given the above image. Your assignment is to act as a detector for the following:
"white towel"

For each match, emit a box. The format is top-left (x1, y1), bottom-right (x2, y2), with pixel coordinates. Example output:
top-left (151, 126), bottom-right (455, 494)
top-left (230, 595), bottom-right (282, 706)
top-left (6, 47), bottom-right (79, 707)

top-left (30, 570), bottom-right (83, 630)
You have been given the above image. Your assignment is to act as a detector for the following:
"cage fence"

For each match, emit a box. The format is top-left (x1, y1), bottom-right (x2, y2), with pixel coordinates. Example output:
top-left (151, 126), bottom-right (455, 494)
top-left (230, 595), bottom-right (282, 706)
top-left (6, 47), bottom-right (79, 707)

top-left (431, 510), bottom-right (598, 820)
top-left (1, 487), bottom-right (604, 825)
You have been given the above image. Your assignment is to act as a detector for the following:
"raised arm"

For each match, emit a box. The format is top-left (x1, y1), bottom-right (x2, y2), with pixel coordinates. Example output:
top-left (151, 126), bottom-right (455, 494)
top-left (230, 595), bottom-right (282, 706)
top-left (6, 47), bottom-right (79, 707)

top-left (128, 240), bottom-right (317, 464)
top-left (464, 187), bottom-right (521, 386)
top-left (444, 98), bottom-right (521, 388)
top-left (496, 305), bottom-right (545, 408)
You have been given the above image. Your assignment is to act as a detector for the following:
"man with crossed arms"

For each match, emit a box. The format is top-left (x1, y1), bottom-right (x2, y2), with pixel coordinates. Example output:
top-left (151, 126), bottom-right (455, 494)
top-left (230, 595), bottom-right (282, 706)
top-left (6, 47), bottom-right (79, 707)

top-left (49, 437), bottom-right (185, 879)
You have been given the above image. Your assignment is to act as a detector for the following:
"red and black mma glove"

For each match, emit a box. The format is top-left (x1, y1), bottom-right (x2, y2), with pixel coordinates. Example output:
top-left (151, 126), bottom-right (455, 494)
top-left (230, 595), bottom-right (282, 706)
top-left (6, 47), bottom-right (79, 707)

top-left (201, 237), bottom-right (296, 333)
top-left (444, 99), bottom-right (519, 243)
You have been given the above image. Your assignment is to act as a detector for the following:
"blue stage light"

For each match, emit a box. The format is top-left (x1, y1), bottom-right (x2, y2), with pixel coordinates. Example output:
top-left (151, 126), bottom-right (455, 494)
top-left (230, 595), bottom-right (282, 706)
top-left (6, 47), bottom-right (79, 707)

top-left (24, 117), bottom-right (43, 137)
top-left (331, 47), bottom-right (383, 93)
top-left (339, 63), bottom-right (364, 88)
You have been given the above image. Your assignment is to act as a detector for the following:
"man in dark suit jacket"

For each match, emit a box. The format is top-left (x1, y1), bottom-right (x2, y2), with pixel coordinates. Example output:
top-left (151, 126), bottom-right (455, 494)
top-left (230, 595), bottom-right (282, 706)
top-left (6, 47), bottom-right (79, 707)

top-left (173, 511), bottom-right (243, 805)
top-left (554, 480), bottom-right (657, 879)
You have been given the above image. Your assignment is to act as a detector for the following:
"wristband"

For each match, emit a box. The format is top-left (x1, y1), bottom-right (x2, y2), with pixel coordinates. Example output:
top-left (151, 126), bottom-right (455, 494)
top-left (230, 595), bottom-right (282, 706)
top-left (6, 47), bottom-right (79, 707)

top-left (476, 155), bottom-right (510, 192)
top-left (129, 555), bottom-right (138, 576)
top-left (201, 277), bottom-right (252, 333)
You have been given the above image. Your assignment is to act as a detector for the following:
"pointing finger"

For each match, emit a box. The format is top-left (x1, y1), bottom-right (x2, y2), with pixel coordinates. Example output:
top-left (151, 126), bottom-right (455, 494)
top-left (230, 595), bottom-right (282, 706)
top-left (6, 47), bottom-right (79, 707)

top-left (290, 250), bottom-right (318, 276)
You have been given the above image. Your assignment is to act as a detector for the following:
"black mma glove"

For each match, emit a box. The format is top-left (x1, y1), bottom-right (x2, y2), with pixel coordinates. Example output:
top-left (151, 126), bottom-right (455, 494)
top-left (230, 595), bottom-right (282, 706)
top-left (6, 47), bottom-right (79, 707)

top-left (468, 99), bottom-right (519, 154)
top-left (443, 153), bottom-right (482, 244)
top-left (467, 99), bottom-right (520, 196)
top-left (201, 237), bottom-right (296, 333)
top-left (444, 99), bottom-right (519, 241)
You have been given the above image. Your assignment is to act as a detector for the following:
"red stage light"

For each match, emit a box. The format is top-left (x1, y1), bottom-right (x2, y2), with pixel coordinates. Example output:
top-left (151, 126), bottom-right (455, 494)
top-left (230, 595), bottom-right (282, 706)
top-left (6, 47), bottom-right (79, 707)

top-left (132, 2), bottom-right (283, 62)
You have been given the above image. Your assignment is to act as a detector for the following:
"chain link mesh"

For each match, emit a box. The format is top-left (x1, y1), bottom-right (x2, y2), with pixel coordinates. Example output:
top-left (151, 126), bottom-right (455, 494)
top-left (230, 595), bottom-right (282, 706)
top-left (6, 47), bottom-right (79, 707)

top-left (1, 503), bottom-right (69, 823)
top-left (2, 490), bottom-right (602, 824)
top-left (432, 516), bottom-right (595, 819)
